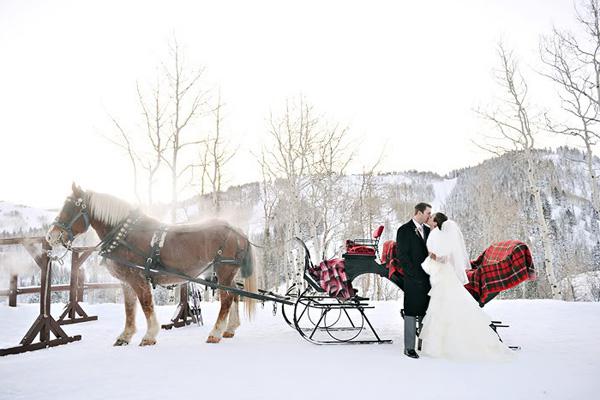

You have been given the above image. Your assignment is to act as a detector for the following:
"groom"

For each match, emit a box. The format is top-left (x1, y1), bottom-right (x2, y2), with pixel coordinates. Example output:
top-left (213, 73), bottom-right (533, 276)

top-left (396, 202), bottom-right (432, 359)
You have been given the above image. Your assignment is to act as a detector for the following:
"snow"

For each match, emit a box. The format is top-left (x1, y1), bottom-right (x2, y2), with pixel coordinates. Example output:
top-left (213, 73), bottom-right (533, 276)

top-left (0, 300), bottom-right (599, 400)
top-left (568, 271), bottom-right (600, 301)
top-left (431, 177), bottom-right (457, 211)
top-left (0, 201), bottom-right (55, 234)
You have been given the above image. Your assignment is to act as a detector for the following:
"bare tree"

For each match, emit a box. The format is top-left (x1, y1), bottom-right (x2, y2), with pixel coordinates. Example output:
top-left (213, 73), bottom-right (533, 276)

top-left (540, 0), bottom-right (600, 214)
top-left (161, 38), bottom-right (209, 222)
top-left (257, 151), bottom-right (280, 290)
top-left (261, 97), bottom-right (317, 287)
top-left (477, 44), bottom-right (563, 300)
top-left (136, 79), bottom-right (169, 206)
top-left (108, 79), bottom-right (169, 208)
top-left (199, 91), bottom-right (237, 215)
top-left (107, 38), bottom-right (208, 217)
top-left (354, 156), bottom-right (383, 299)
top-left (107, 116), bottom-right (143, 204)
top-left (308, 122), bottom-right (353, 260)
top-left (260, 96), bottom-right (354, 288)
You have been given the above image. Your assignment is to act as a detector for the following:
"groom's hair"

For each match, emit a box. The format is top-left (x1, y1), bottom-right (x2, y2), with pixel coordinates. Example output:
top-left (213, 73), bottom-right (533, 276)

top-left (414, 202), bottom-right (431, 214)
top-left (434, 212), bottom-right (448, 229)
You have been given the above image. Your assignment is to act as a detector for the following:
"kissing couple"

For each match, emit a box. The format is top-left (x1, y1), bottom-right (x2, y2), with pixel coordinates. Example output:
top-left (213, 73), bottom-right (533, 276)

top-left (396, 202), bottom-right (514, 361)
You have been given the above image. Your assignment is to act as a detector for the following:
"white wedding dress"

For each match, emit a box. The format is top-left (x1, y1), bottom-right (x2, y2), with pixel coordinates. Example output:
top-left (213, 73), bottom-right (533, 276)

top-left (419, 221), bottom-right (514, 361)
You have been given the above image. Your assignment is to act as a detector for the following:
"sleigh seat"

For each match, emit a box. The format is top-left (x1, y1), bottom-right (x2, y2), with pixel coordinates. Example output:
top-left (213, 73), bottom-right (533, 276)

top-left (344, 225), bottom-right (384, 257)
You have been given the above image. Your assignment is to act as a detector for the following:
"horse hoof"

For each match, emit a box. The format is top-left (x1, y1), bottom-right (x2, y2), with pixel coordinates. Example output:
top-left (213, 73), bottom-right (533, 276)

top-left (113, 338), bottom-right (129, 346)
top-left (223, 331), bottom-right (235, 338)
top-left (206, 336), bottom-right (221, 343)
top-left (139, 338), bottom-right (157, 346)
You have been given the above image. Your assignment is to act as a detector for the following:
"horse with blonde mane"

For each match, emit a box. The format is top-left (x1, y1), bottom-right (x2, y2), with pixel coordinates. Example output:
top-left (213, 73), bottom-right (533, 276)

top-left (46, 184), bottom-right (257, 346)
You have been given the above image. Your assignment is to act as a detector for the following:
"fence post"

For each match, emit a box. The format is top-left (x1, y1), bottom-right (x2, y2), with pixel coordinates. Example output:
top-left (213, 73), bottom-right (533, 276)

top-left (77, 268), bottom-right (85, 303)
top-left (39, 240), bottom-right (52, 341)
top-left (161, 284), bottom-right (195, 330)
top-left (57, 249), bottom-right (96, 325)
top-left (9, 274), bottom-right (17, 307)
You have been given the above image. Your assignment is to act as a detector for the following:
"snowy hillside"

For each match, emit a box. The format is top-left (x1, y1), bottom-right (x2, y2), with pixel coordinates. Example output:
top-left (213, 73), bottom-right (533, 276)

top-left (446, 147), bottom-right (600, 299)
top-left (0, 201), bottom-right (55, 236)
top-left (1, 147), bottom-right (598, 301)
top-left (0, 300), bottom-right (598, 400)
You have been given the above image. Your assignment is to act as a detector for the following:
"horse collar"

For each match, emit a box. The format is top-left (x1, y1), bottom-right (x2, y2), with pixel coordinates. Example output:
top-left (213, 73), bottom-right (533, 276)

top-left (99, 212), bottom-right (142, 255)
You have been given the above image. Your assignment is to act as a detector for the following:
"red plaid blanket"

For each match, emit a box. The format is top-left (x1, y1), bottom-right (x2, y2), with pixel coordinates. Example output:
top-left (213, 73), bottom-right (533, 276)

top-left (465, 240), bottom-right (536, 304)
top-left (309, 258), bottom-right (355, 299)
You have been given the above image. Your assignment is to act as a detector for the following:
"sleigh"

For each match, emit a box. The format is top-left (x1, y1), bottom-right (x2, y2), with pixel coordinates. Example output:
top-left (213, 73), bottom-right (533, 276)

top-left (283, 226), bottom-right (535, 345)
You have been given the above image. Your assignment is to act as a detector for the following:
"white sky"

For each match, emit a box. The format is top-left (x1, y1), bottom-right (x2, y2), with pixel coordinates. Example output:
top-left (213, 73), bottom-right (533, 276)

top-left (0, 0), bottom-right (583, 209)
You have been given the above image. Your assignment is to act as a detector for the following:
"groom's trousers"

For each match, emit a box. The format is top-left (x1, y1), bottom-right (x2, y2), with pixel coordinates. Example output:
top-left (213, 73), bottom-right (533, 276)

top-left (404, 316), bottom-right (417, 350)
top-left (404, 315), bottom-right (424, 351)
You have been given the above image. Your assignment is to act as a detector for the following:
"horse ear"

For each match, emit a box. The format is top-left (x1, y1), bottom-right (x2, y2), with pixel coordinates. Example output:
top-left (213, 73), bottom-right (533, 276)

top-left (71, 182), bottom-right (83, 196)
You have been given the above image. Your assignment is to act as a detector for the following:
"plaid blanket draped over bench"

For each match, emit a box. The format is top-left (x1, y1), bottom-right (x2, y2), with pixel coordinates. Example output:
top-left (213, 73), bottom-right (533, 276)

top-left (465, 240), bottom-right (536, 304)
top-left (309, 258), bottom-right (355, 299)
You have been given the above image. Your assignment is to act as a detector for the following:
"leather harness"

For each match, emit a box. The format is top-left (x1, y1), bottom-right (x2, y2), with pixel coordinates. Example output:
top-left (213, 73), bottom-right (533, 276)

top-left (53, 196), bottom-right (247, 288)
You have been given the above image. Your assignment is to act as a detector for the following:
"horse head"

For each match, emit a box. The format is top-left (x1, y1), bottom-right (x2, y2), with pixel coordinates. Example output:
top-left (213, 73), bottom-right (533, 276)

top-left (46, 182), bottom-right (91, 248)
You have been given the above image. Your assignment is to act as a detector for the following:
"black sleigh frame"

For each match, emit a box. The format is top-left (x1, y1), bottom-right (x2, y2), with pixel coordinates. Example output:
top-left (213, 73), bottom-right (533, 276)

top-left (281, 237), bottom-right (403, 345)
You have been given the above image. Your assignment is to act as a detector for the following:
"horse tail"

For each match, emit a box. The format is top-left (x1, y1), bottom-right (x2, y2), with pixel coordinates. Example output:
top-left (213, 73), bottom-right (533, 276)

top-left (241, 243), bottom-right (257, 320)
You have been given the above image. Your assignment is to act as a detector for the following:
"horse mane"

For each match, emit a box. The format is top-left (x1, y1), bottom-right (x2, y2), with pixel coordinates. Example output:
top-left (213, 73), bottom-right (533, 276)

top-left (85, 191), bottom-right (135, 226)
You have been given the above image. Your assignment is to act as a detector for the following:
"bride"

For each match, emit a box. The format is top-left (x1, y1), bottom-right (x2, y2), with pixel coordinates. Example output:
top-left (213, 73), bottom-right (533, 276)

top-left (419, 212), bottom-right (514, 361)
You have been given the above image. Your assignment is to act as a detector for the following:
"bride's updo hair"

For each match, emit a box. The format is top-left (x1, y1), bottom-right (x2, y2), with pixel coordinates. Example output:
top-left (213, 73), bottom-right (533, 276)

top-left (434, 212), bottom-right (448, 230)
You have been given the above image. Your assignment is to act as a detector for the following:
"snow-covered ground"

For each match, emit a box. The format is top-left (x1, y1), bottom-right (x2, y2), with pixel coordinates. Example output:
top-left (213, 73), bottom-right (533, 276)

top-left (0, 300), bottom-right (598, 400)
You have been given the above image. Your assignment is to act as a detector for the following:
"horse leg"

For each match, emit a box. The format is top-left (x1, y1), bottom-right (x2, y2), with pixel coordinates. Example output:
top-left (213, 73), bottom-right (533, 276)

top-left (223, 295), bottom-right (240, 338)
top-left (128, 275), bottom-right (159, 346)
top-left (114, 283), bottom-right (137, 346)
top-left (207, 290), bottom-right (233, 343)
top-left (207, 265), bottom-right (238, 343)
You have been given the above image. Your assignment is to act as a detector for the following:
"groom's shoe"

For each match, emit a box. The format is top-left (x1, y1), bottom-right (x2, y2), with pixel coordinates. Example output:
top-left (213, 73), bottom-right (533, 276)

top-left (404, 349), bottom-right (419, 359)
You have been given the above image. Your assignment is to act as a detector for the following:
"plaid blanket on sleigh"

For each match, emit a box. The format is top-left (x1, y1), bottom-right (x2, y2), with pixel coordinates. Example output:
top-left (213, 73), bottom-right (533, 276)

top-left (465, 240), bottom-right (536, 304)
top-left (309, 259), bottom-right (355, 300)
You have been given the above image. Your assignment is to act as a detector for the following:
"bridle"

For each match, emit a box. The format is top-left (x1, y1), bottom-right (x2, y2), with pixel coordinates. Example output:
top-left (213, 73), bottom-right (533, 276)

top-left (50, 196), bottom-right (91, 247)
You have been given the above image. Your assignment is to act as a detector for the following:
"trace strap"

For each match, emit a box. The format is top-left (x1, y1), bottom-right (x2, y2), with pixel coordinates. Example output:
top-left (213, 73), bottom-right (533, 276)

top-left (145, 225), bottom-right (168, 287)
top-left (100, 251), bottom-right (294, 305)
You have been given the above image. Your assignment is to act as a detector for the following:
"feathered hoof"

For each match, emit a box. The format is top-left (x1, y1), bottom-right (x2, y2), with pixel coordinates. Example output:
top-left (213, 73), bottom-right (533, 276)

top-left (139, 338), bottom-right (157, 346)
top-left (113, 338), bottom-right (129, 346)
top-left (206, 335), bottom-right (221, 343)
top-left (223, 331), bottom-right (235, 338)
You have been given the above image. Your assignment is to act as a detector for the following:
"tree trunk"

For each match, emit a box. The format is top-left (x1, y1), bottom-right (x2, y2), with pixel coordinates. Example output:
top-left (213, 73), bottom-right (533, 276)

top-left (171, 165), bottom-right (178, 223)
top-left (526, 155), bottom-right (562, 299)
top-left (585, 139), bottom-right (600, 214)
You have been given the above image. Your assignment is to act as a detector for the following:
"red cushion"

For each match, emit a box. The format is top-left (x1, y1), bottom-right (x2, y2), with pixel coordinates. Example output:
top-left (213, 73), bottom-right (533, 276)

top-left (373, 225), bottom-right (384, 239)
top-left (346, 245), bottom-right (376, 256)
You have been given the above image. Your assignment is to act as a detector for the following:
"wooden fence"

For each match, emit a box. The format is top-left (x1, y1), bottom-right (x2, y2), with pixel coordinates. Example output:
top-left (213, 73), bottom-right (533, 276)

top-left (0, 237), bottom-right (118, 355)
top-left (0, 236), bottom-right (195, 356)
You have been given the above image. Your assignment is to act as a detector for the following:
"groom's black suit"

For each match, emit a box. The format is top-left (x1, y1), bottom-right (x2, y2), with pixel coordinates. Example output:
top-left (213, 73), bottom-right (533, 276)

top-left (396, 220), bottom-right (431, 317)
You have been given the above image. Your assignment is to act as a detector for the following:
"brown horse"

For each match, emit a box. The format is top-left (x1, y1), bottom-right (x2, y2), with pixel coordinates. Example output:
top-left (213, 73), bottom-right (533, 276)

top-left (46, 184), bottom-right (257, 346)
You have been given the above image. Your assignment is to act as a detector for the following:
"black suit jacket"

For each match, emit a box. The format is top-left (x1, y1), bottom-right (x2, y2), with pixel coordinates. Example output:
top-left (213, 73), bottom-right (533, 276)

top-left (396, 220), bottom-right (430, 283)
